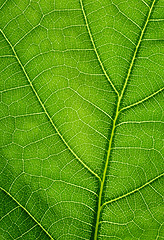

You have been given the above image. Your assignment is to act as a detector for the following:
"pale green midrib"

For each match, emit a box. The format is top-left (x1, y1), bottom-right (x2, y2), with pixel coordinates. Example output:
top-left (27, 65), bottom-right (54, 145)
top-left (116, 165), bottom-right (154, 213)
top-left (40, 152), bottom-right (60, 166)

top-left (120, 86), bottom-right (164, 112)
top-left (0, 187), bottom-right (54, 240)
top-left (93, 97), bottom-right (121, 240)
top-left (101, 172), bottom-right (164, 209)
top-left (79, 0), bottom-right (119, 96)
top-left (0, 29), bottom-right (101, 183)
top-left (93, 0), bottom-right (156, 239)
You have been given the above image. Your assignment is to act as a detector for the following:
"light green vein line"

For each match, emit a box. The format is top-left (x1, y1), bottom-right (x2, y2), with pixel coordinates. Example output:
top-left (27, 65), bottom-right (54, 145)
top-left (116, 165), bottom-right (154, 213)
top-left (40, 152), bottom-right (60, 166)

top-left (92, 0), bottom-right (157, 239)
top-left (15, 224), bottom-right (38, 240)
top-left (0, 55), bottom-right (15, 58)
top-left (0, 84), bottom-right (29, 93)
top-left (120, 87), bottom-right (164, 112)
top-left (0, 0), bottom-right (8, 9)
top-left (0, 206), bottom-right (20, 221)
top-left (93, 95), bottom-right (121, 240)
top-left (79, 0), bottom-right (119, 96)
top-left (24, 172), bottom-right (98, 197)
top-left (69, 87), bottom-right (113, 120)
top-left (119, 0), bottom-right (156, 101)
top-left (101, 173), bottom-right (164, 209)
top-left (149, 19), bottom-right (164, 22)
top-left (116, 120), bottom-right (163, 127)
top-left (0, 28), bottom-right (101, 183)
top-left (0, 187), bottom-right (54, 240)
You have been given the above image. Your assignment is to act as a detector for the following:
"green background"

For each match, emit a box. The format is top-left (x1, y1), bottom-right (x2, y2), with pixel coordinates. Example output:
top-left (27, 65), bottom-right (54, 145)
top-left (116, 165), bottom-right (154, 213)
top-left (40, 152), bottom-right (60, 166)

top-left (0, 0), bottom-right (163, 239)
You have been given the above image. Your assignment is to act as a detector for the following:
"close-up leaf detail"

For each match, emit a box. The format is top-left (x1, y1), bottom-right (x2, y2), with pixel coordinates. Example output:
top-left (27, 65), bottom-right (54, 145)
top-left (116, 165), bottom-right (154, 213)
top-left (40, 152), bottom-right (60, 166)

top-left (0, 0), bottom-right (164, 239)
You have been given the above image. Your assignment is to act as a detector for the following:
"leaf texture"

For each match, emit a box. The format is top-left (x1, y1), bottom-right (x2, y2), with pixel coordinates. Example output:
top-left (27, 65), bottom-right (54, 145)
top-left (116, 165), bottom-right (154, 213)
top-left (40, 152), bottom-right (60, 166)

top-left (0, 0), bottom-right (164, 239)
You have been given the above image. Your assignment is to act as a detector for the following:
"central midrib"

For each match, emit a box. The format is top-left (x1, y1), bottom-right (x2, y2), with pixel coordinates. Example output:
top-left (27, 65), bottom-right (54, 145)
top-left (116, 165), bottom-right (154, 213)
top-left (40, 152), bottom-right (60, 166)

top-left (93, 96), bottom-right (121, 240)
top-left (92, 0), bottom-right (156, 239)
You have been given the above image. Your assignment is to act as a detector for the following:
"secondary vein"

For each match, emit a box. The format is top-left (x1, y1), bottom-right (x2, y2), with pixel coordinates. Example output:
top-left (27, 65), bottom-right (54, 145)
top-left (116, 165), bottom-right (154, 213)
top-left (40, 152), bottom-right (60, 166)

top-left (0, 28), bottom-right (101, 182)
top-left (79, 0), bottom-right (119, 96)
top-left (0, 187), bottom-right (54, 240)
top-left (120, 86), bottom-right (164, 112)
top-left (101, 172), bottom-right (164, 208)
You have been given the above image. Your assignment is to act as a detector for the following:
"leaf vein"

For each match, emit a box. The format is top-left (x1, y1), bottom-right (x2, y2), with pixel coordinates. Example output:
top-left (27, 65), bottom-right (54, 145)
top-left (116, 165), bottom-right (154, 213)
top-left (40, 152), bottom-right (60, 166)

top-left (102, 173), bottom-right (164, 208)
top-left (120, 87), bottom-right (164, 111)
top-left (93, 0), bottom-right (157, 238)
top-left (0, 28), bottom-right (101, 182)
top-left (79, 0), bottom-right (119, 96)
top-left (0, 187), bottom-right (54, 240)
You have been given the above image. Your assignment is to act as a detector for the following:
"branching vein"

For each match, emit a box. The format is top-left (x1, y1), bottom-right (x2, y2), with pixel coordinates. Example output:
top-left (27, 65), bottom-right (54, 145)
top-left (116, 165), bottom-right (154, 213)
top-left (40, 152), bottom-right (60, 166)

top-left (91, 0), bottom-right (157, 238)
top-left (79, 0), bottom-right (119, 96)
top-left (101, 173), bottom-right (164, 208)
top-left (120, 87), bottom-right (164, 112)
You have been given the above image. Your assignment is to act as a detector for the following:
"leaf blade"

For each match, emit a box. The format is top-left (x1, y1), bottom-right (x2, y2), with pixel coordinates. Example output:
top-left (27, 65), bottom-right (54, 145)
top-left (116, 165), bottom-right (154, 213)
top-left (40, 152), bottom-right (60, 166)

top-left (0, 0), bottom-right (163, 239)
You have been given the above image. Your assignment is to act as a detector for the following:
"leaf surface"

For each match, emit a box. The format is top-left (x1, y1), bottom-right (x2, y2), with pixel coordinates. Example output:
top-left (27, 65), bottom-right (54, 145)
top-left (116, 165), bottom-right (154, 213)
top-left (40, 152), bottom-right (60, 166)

top-left (0, 0), bottom-right (164, 239)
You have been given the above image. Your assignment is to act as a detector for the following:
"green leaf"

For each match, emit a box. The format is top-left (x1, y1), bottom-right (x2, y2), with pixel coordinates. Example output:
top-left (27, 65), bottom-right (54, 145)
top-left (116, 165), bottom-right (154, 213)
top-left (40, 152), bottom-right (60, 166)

top-left (0, 0), bottom-right (163, 239)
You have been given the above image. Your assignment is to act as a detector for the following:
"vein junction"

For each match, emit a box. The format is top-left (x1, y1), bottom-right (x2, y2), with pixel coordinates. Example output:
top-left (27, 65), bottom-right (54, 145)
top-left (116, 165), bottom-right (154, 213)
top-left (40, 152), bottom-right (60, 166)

top-left (90, 0), bottom-right (157, 239)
